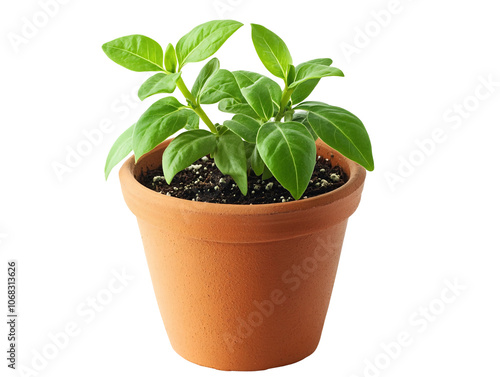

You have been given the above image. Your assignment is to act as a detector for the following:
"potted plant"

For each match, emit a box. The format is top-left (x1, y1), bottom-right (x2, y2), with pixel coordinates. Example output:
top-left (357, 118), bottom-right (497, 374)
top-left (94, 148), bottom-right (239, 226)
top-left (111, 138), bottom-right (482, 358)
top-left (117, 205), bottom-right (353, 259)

top-left (103, 20), bottom-right (373, 371)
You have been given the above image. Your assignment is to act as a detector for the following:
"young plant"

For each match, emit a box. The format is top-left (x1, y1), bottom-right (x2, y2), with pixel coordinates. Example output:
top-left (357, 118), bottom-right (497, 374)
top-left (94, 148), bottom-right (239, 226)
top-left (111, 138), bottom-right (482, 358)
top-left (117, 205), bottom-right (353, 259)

top-left (103, 20), bottom-right (374, 200)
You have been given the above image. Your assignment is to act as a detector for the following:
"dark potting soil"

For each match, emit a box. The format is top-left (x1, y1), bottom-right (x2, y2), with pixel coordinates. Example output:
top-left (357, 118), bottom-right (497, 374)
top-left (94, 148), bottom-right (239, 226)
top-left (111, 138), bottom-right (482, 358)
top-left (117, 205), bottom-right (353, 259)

top-left (138, 155), bottom-right (348, 205)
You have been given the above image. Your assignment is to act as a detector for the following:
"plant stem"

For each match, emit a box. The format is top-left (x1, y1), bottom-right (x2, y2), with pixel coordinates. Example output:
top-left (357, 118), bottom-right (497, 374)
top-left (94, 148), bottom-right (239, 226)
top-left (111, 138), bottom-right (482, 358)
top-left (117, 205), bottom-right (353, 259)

top-left (275, 86), bottom-right (294, 122)
top-left (176, 76), bottom-right (218, 133)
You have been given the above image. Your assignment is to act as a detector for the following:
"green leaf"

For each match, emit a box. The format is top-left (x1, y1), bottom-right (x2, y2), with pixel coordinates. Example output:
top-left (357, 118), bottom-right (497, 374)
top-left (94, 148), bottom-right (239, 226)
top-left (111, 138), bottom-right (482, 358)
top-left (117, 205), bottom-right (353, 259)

top-left (223, 114), bottom-right (261, 143)
top-left (233, 70), bottom-right (281, 112)
top-left (164, 43), bottom-right (177, 73)
top-left (295, 102), bottom-right (374, 170)
top-left (257, 122), bottom-right (316, 199)
top-left (176, 20), bottom-right (243, 68)
top-left (138, 72), bottom-right (181, 100)
top-left (262, 165), bottom-right (273, 180)
top-left (301, 58), bottom-right (333, 66)
top-left (184, 110), bottom-right (200, 131)
top-left (244, 141), bottom-right (254, 157)
top-left (192, 58), bottom-right (220, 102)
top-left (293, 111), bottom-right (318, 140)
top-left (250, 145), bottom-right (265, 176)
top-left (232, 70), bottom-right (280, 93)
top-left (133, 97), bottom-right (195, 160)
top-left (105, 124), bottom-right (135, 180)
top-left (102, 35), bottom-right (164, 72)
top-left (214, 130), bottom-right (248, 195)
top-left (218, 98), bottom-right (260, 119)
top-left (251, 24), bottom-right (293, 80)
top-left (291, 58), bottom-right (333, 104)
top-left (240, 77), bottom-right (277, 121)
top-left (286, 64), bottom-right (296, 86)
top-left (200, 69), bottom-right (243, 104)
top-left (290, 63), bottom-right (343, 88)
top-left (232, 71), bottom-right (281, 120)
top-left (216, 123), bottom-right (228, 135)
top-left (162, 130), bottom-right (217, 183)
top-left (291, 80), bottom-right (318, 105)
top-left (232, 70), bottom-right (263, 88)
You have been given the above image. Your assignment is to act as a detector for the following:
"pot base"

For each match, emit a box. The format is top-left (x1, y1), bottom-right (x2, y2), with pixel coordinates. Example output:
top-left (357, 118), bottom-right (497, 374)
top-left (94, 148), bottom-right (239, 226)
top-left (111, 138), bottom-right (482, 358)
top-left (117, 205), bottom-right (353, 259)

top-left (172, 342), bottom-right (319, 371)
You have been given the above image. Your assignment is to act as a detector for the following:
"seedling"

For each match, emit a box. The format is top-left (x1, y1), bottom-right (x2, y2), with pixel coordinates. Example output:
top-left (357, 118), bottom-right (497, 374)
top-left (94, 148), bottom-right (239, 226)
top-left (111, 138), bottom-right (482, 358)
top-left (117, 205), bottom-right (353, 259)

top-left (103, 20), bottom-right (374, 200)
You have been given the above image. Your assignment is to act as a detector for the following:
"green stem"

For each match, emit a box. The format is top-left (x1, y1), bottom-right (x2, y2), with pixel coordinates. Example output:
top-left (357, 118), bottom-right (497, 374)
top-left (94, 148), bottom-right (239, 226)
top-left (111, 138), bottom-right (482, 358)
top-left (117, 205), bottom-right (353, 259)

top-left (275, 86), bottom-right (294, 122)
top-left (176, 76), bottom-right (217, 133)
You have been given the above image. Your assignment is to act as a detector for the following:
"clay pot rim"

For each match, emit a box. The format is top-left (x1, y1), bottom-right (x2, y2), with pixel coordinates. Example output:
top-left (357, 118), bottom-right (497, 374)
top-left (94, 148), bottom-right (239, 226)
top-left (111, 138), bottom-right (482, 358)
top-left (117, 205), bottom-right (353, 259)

top-left (120, 139), bottom-right (366, 216)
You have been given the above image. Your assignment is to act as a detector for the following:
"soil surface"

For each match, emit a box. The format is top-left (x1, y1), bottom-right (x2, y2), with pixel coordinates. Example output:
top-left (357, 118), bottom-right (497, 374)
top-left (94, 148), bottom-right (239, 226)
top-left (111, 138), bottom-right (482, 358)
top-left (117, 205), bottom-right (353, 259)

top-left (138, 155), bottom-right (348, 205)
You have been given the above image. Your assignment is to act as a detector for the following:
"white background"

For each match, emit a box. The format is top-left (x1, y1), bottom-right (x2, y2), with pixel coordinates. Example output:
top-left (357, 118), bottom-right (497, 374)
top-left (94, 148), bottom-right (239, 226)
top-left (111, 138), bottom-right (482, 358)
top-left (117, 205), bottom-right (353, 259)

top-left (1, 0), bottom-right (499, 376)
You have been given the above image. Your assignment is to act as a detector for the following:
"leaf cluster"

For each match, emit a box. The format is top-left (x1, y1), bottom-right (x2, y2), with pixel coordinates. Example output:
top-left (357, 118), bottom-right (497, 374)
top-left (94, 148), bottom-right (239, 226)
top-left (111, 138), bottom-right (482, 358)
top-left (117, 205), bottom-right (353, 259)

top-left (103, 20), bottom-right (374, 200)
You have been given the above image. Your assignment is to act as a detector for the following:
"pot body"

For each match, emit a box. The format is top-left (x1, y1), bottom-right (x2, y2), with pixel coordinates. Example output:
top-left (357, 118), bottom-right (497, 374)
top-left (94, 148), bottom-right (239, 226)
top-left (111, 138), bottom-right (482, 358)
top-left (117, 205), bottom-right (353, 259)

top-left (119, 139), bottom-right (366, 371)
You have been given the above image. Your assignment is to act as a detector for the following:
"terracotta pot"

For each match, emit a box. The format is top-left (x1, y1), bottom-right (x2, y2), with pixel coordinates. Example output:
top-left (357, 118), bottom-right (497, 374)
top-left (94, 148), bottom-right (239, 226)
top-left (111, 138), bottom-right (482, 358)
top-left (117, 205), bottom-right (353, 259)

top-left (119, 139), bottom-right (366, 371)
